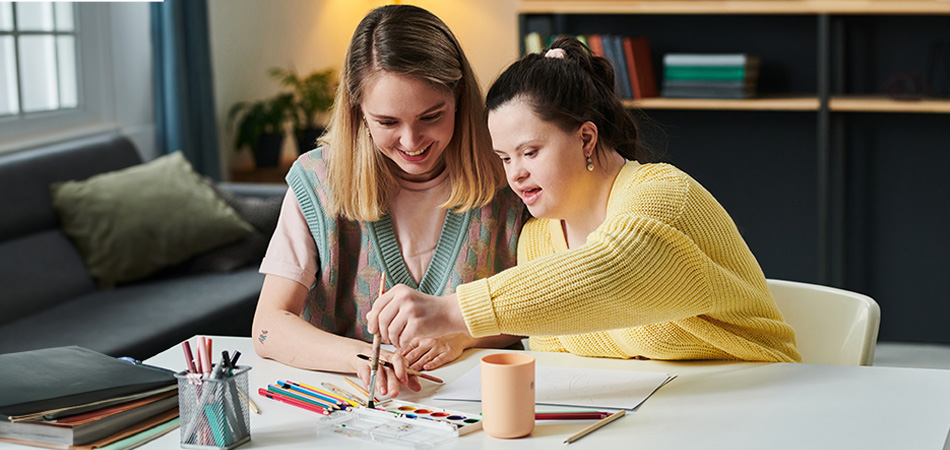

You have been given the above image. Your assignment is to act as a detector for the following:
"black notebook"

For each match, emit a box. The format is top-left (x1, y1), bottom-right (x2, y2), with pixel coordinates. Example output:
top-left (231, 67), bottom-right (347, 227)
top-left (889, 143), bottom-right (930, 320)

top-left (0, 346), bottom-right (176, 420)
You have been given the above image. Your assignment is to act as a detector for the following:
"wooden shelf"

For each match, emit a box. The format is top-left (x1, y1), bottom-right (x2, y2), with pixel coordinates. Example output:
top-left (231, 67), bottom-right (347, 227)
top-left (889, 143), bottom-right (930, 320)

top-left (830, 95), bottom-right (950, 113)
top-left (519, 0), bottom-right (950, 15)
top-left (624, 95), bottom-right (820, 111)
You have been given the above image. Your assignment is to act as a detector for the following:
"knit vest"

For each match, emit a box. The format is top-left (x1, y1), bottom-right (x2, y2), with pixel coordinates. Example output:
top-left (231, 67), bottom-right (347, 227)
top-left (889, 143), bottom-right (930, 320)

top-left (286, 149), bottom-right (527, 342)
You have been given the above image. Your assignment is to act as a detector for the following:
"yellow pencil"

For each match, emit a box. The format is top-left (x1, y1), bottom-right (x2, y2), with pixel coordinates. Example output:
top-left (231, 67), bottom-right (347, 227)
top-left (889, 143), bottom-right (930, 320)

top-left (564, 410), bottom-right (626, 444)
top-left (343, 377), bottom-right (375, 404)
top-left (293, 381), bottom-right (360, 407)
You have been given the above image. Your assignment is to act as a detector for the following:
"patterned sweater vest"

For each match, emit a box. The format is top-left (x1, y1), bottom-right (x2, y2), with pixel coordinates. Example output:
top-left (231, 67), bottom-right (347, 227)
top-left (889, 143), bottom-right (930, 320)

top-left (286, 149), bottom-right (528, 342)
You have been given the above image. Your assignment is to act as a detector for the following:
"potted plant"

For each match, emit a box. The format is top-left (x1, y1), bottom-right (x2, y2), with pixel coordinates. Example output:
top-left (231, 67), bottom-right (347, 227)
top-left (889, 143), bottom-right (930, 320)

top-left (227, 92), bottom-right (294, 168)
top-left (269, 67), bottom-right (336, 154)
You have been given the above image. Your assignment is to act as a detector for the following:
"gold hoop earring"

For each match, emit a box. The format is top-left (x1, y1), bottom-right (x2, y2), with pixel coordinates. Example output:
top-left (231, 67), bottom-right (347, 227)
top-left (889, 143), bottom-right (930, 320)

top-left (586, 155), bottom-right (594, 171)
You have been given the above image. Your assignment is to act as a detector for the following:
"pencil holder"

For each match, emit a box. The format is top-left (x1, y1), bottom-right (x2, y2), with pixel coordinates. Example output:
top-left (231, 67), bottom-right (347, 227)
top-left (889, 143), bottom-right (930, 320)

top-left (175, 366), bottom-right (252, 450)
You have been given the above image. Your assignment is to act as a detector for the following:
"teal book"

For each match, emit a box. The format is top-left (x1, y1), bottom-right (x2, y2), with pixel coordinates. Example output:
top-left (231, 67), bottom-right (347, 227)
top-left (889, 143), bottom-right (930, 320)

top-left (663, 66), bottom-right (759, 81)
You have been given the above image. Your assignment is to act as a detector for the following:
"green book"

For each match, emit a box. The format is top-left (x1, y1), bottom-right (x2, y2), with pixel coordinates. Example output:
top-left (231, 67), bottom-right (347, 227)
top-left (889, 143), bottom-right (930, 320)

top-left (663, 66), bottom-right (756, 81)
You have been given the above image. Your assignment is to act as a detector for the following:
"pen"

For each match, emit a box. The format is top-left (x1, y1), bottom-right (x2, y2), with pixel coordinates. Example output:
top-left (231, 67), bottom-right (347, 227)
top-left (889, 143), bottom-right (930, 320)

top-left (197, 336), bottom-right (210, 378)
top-left (356, 354), bottom-right (444, 383)
top-left (564, 410), bottom-right (626, 444)
top-left (258, 388), bottom-right (330, 415)
top-left (182, 341), bottom-right (197, 374)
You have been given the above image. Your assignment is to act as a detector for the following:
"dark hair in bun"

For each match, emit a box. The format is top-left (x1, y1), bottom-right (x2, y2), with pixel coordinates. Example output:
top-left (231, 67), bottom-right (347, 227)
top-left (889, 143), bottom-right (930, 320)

top-left (486, 36), bottom-right (650, 163)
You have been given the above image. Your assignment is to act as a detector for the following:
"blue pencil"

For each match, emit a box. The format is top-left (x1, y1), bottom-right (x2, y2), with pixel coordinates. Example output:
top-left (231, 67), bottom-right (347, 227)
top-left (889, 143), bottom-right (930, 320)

top-left (275, 382), bottom-right (346, 409)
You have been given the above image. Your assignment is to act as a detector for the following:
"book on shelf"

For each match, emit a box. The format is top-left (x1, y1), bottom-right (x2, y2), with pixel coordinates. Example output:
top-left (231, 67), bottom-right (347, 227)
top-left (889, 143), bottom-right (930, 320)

top-left (660, 85), bottom-right (757, 99)
top-left (602, 35), bottom-right (633, 98)
top-left (663, 65), bottom-right (759, 81)
top-left (521, 31), bottom-right (658, 100)
top-left (663, 53), bottom-right (761, 67)
top-left (623, 36), bottom-right (659, 99)
top-left (0, 392), bottom-right (178, 446)
top-left (661, 53), bottom-right (761, 98)
top-left (586, 34), bottom-right (606, 59)
top-left (524, 31), bottom-right (543, 54)
top-left (0, 346), bottom-right (176, 422)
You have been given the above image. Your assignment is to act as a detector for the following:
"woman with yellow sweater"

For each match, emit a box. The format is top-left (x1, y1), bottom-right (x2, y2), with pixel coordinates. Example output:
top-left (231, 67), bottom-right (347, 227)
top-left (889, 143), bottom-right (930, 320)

top-left (368, 37), bottom-right (801, 364)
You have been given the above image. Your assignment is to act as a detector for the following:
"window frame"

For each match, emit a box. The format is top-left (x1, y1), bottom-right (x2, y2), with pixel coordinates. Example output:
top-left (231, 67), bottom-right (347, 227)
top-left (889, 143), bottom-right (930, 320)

top-left (0, 3), bottom-right (116, 154)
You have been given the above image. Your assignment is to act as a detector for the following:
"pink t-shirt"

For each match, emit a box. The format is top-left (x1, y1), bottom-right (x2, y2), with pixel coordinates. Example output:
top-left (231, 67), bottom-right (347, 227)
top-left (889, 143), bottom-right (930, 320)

top-left (260, 170), bottom-right (450, 288)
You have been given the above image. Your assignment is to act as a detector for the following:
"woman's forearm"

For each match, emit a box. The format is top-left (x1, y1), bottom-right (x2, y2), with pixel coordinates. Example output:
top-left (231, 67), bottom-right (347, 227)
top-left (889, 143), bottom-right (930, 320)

top-left (252, 275), bottom-right (370, 373)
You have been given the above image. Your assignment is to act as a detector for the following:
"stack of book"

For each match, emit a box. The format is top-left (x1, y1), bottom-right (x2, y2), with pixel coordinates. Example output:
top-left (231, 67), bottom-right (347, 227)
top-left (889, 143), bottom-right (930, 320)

top-left (523, 32), bottom-right (658, 100)
top-left (0, 346), bottom-right (179, 449)
top-left (661, 53), bottom-right (761, 99)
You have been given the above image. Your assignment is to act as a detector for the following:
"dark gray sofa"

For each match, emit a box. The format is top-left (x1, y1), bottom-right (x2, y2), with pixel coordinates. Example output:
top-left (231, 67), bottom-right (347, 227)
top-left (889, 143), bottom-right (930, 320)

top-left (0, 134), bottom-right (285, 359)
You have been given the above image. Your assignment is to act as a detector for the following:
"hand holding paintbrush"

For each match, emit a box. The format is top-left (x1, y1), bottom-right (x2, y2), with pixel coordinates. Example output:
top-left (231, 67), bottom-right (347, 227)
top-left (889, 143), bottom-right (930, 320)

top-left (367, 272), bottom-right (386, 408)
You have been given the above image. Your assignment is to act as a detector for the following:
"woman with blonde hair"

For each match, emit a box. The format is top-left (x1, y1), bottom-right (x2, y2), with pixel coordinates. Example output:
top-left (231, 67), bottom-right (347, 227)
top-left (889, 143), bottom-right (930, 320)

top-left (252, 4), bottom-right (527, 396)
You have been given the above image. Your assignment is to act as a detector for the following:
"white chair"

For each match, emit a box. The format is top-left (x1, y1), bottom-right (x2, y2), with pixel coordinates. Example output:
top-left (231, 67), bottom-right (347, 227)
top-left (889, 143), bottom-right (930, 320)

top-left (767, 279), bottom-right (881, 366)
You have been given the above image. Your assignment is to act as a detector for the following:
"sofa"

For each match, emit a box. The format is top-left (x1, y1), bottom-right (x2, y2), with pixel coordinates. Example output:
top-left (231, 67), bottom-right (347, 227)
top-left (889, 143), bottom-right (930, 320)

top-left (0, 134), bottom-right (286, 359)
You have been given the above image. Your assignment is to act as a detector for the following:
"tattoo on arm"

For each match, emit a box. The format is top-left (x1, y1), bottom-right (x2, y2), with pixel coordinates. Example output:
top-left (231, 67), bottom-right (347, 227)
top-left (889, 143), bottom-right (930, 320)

top-left (258, 330), bottom-right (268, 345)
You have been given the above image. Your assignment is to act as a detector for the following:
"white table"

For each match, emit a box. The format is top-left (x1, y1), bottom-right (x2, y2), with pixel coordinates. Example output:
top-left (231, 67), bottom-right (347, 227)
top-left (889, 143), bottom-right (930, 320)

top-left (7, 336), bottom-right (948, 450)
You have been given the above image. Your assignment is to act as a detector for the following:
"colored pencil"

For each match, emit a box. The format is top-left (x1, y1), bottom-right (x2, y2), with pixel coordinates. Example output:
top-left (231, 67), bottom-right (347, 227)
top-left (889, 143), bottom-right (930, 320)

top-left (322, 382), bottom-right (364, 405)
top-left (267, 384), bottom-right (339, 410)
top-left (367, 272), bottom-right (386, 409)
top-left (536, 412), bottom-right (610, 420)
top-left (258, 388), bottom-right (330, 415)
top-left (285, 380), bottom-right (360, 407)
top-left (564, 409), bottom-right (626, 444)
top-left (343, 377), bottom-right (375, 403)
top-left (237, 386), bottom-right (261, 414)
top-left (356, 354), bottom-right (444, 384)
top-left (276, 381), bottom-right (346, 408)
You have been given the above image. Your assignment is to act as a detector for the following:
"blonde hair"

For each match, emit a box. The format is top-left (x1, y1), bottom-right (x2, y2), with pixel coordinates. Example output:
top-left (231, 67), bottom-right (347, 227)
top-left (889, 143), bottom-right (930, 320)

top-left (318, 4), bottom-right (504, 222)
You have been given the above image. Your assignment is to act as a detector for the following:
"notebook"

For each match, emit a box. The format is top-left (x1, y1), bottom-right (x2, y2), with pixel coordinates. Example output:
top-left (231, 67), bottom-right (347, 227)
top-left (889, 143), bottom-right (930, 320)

top-left (0, 346), bottom-right (176, 421)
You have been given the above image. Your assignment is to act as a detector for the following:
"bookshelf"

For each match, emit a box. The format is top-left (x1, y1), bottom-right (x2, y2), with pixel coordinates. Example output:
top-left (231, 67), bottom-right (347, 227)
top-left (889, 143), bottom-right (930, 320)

top-left (518, 1), bottom-right (950, 344)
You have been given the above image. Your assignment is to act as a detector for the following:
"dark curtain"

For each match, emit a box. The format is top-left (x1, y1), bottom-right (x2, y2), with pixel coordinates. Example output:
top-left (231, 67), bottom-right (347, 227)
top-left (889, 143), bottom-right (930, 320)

top-left (151, 0), bottom-right (221, 179)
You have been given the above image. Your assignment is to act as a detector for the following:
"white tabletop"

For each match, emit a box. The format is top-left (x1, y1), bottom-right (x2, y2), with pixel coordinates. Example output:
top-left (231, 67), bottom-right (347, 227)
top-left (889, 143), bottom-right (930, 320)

top-left (6, 336), bottom-right (948, 450)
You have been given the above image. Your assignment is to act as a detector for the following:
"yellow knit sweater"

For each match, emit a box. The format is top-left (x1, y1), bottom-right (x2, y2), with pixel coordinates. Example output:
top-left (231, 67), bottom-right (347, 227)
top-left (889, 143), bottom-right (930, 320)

top-left (456, 162), bottom-right (801, 362)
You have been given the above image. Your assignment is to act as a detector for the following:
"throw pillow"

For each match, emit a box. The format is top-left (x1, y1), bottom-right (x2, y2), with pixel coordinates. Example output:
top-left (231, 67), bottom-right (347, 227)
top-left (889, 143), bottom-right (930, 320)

top-left (175, 179), bottom-right (282, 273)
top-left (50, 152), bottom-right (254, 287)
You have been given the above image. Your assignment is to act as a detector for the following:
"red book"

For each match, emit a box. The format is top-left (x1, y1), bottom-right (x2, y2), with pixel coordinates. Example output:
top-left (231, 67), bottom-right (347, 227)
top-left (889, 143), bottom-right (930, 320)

top-left (587, 34), bottom-right (606, 58)
top-left (623, 36), bottom-right (658, 98)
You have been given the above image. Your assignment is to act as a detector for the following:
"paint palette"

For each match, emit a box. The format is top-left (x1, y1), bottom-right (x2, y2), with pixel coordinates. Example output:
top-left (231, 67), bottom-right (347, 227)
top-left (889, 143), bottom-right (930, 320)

top-left (314, 399), bottom-right (482, 449)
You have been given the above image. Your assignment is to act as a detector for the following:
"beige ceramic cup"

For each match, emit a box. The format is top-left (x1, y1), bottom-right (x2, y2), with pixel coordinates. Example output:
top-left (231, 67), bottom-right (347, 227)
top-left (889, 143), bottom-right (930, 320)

top-left (480, 353), bottom-right (535, 438)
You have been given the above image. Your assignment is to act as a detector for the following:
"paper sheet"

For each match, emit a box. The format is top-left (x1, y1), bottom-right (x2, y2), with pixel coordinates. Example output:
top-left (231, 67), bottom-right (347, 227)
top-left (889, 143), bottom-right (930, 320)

top-left (434, 364), bottom-right (675, 410)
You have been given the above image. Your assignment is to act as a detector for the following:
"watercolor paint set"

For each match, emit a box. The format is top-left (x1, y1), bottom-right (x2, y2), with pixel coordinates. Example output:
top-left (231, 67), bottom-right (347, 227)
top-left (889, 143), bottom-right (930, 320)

top-left (314, 399), bottom-right (481, 449)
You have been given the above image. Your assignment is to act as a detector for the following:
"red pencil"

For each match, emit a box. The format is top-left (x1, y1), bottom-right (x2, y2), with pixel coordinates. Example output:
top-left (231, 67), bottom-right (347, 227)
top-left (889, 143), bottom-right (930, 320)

top-left (536, 412), bottom-right (611, 420)
top-left (258, 388), bottom-right (331, 415)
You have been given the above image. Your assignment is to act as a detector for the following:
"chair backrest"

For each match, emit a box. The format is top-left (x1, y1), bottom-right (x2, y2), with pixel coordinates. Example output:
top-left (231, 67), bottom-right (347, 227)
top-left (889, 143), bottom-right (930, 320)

top-left (767, 279), bottom-right (881, 366)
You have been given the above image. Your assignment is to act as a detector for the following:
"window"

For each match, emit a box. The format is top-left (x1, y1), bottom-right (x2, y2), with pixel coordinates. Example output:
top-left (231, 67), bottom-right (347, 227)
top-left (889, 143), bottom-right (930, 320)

top-left (0, 2), bottom-right (115, 154)
top-left (0, 2), bottom-right (78, 116)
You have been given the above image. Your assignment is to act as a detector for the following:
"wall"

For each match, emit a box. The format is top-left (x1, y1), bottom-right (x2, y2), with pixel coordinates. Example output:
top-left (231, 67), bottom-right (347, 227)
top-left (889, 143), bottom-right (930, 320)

top-left (207, 0), bottom-right (518, 175)
top-left (108, 2), bottom-right (156, 160)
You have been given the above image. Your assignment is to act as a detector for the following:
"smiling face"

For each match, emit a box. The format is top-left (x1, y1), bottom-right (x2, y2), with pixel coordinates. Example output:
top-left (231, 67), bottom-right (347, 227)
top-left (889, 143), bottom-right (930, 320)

top-left (361, 72), bottom-right (457, 182)
top-left (488, 98), bottom-right (595, 221)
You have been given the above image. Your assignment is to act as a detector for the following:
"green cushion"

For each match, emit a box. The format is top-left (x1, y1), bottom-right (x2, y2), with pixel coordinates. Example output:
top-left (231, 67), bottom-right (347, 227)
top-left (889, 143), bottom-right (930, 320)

top-left (50, 152), bottom-right (254, 287)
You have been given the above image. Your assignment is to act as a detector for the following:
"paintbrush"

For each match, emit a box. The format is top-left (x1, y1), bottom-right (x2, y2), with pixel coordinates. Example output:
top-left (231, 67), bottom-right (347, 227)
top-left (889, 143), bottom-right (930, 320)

top-left (367, 272), bottom-right (386, 409)
top-left (356, 354), bottom-right (445, 383)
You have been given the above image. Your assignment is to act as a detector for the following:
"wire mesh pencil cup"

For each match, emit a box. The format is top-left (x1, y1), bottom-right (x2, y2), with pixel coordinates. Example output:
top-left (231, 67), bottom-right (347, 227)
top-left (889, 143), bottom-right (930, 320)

top-left (175, 366), bottom-right (252, 450)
